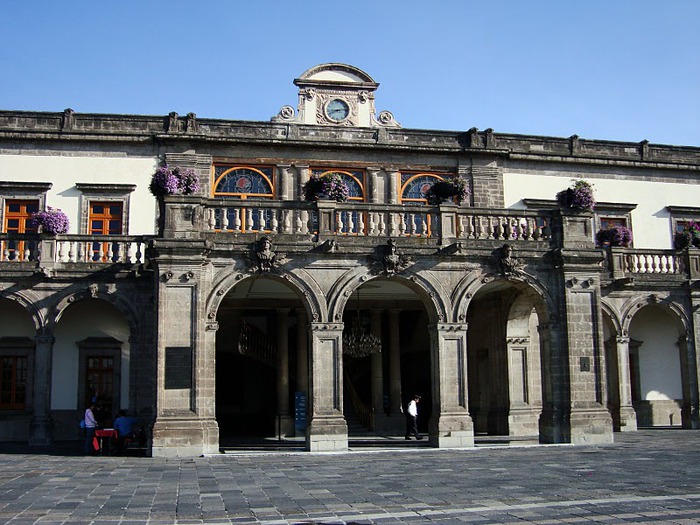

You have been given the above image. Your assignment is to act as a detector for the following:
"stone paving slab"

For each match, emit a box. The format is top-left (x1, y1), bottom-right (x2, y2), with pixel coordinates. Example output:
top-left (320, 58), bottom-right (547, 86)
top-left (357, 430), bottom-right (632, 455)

top-left (0, 430), bottom-right (698, 524)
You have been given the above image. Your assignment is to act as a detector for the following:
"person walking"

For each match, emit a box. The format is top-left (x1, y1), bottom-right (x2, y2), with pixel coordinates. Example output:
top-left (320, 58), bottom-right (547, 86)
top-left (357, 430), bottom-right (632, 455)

top-left (405, 394), bottom-right (422, 440)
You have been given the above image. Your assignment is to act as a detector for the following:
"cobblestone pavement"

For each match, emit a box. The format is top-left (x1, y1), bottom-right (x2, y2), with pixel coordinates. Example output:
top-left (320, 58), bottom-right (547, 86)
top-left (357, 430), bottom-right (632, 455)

top-left (0, 430), bottom-right (699, 524)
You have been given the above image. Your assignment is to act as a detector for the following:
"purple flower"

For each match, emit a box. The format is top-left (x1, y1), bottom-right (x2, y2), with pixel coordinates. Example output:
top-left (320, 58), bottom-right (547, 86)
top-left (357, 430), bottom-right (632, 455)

top-left (596, 225), bottom-right (633, 247)
top-left (556, 179), bottom-right (595, 211)
top-left (424, 177), bottom-right (471, 205)
top-left (302, 173), bottom-right (349, 202)
top-left (31, 207), bottom-right (69, 234)
top-left (149, 166), bottom-right (200, 196)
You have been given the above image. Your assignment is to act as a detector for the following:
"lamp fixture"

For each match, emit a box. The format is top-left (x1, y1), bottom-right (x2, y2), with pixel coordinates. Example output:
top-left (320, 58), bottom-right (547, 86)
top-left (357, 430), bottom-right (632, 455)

top-left (342, 289), bottom-right (382, 358)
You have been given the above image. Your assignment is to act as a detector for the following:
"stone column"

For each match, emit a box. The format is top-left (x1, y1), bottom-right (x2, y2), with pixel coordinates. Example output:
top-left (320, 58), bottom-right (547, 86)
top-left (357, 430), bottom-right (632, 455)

top-left (388, 309), bottom-right (402, 416)
top-left (296, 308), bottom-right (309, 393)
top-left (295, 308), bottom-right (308, 437)
top-left (678, 335), bottom-right (700, 429)
top-left (367, 167), bottom-right (381, 204)
top-left (538, 322), bottom-right (569, 443)
top-left (370, 309), bottom-right (385, 430)
top-left (560, 274), bottom-right (613, 445)
top-left (307, 322), bottom-right (347, 451)
top-left (428, 323), bottom-right (474, 448)
top-left (387, 169), bottom-right (400, 204)
top-left (277, 164), bottom-right (291, 200)
top-left (276, 308), bottom-right (294, 436)
top-left (151, 244), bottom-right (220, 457)
top-left (29, 334), bottom-right (54, 446)
top-left (615, 336), bottom-right (638, 431)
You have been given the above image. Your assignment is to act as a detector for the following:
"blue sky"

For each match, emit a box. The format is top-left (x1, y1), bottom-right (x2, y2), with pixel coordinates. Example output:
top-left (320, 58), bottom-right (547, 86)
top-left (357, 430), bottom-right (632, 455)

top-left (1, 1), bottom-right (698, 146)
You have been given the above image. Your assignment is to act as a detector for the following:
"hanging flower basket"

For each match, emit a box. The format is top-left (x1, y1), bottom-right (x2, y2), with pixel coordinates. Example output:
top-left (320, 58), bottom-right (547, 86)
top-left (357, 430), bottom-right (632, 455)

top-left (674, 220), bottom-right (700, 250)
top-left (30, 207), bottom-right (69, 234)
top-left (596, 225), bottom-right (633, 247)
top-left (302, 173), bottom-right (349, 202)
top-left (149, 166), bottom-right (200, 196)
top-left (556, 178), bottom-right (595, 211)
top-left (423, 176), bottom-right (470, 205)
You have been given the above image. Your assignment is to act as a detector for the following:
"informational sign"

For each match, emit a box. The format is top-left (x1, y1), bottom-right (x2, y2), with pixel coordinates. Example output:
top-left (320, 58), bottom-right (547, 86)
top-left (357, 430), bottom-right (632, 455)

top-left (294, 391), bottom-right (307, 432)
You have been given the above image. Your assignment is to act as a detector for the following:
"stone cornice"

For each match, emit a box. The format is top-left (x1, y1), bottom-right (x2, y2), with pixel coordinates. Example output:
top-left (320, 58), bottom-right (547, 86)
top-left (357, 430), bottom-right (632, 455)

top-left (0, 110), bottom-right (698, 167)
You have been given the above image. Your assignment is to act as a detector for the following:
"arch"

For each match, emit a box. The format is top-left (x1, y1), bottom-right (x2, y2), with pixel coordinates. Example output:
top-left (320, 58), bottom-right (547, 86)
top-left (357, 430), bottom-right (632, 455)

top-left (207, 268), bottom-right (325, 323)
top-left (296, 63), bottom-right (377, 86)
top-left (51, 288), bottom-right (141, 339)
top-left (400, 173), bottom-right (443, 204)
top-left (620, 295), bottom-right (690, 337)
top-left (0, 290), bottom-right (44, 333)
top-left (327, 267), bottom-right (447, 325)
top-left (453, 269), bottom-right (554, 325)
top-left (600, 300), bottom-right (623, 336)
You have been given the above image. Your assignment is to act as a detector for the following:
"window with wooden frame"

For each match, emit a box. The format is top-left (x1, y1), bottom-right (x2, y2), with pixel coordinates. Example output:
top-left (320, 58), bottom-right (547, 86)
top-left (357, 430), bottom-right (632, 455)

top-left (667, 206), bottom-right (700, 238)
top-left (212, 165), bottom-right (275, 232)
top-left (89, 201), bottom-right (123, 262)
top-left (2, 199), bottom-right (39, 261)
top-left (594, 202), bottom-right (636, 248)
top-left (78, 337), bottom-right (122, 423)
top-left (0, 337), bottom-right (33, 411)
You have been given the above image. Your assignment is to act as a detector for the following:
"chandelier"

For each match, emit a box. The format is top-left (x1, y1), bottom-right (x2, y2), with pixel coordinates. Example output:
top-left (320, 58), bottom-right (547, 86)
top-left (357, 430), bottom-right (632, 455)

top-left (342, 291), bottom-right (382, 358)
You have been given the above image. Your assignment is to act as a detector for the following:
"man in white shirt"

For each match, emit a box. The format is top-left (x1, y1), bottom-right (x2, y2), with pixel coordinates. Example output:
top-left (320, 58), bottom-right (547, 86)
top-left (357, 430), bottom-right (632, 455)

top-left (405, 394), bottom-right (422, 440)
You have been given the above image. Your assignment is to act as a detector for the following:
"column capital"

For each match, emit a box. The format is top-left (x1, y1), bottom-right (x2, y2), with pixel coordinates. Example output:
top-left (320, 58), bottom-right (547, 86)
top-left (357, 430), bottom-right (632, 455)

top-left (616, 335), bottom-right (630, 345)
top-left (34, 335), bottom-right (55, 345)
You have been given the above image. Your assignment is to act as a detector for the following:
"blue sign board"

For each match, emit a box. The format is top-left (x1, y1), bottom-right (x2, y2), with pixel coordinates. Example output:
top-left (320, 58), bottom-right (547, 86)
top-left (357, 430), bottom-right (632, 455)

top-left (294, 391), bottom-right (307, 432)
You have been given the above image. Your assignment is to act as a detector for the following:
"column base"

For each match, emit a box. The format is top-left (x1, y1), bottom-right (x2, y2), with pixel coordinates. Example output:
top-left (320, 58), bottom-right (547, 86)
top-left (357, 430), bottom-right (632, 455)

top-left (569, 408), bottom-right (614, 445)
top-left (617, 406), bottom-right (638, 432)
top-left (28, 416), bottom-right (53, 447)
top-left (152, 415), bottom-right (219, 457)
top-left (275, 415), bottom-right (295, 438)
top-left (306, 415), bottom-right (347, 452)
top-left (508, 407), bottom-right (541, 436)
top-left (429, 411), bottom-right (474, 448)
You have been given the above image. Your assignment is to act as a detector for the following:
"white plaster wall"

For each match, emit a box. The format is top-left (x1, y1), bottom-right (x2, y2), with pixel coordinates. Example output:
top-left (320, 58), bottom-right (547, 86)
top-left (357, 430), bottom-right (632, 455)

top-left (51, 299), bottom-right (130, 410)
top-left (629, 306), bottom-right (682, 400)
top-left (0, 155), bottom-right (158, 234)
top-left (504, 171), bottom-right (700, 249)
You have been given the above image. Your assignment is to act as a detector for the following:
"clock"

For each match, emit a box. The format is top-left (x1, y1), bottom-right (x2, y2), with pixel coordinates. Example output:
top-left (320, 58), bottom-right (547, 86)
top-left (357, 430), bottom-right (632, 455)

top-left (326, 99), bottom-right (350, 122)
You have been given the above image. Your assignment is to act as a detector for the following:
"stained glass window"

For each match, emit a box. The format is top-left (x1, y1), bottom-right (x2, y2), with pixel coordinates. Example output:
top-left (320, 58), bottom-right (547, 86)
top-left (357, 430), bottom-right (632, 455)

top-left (311, 170), bottom-right (365, 201)
top-left (213, 166), bottom-right (274, 197)
top-left (400, 173), bottom-right (445, 204)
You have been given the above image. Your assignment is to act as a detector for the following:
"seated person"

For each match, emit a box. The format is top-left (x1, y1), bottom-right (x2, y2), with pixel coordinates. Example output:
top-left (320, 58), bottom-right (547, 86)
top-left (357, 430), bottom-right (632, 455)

top-left (113, 410), bottom-right (141, 453)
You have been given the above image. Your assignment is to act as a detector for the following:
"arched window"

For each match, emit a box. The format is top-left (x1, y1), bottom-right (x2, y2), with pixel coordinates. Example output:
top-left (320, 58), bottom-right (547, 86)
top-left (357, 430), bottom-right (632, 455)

top-left (213, 166), bottom-right (274, 198)
top-left (399, 172), bottom-right (449, 237)
top-left (212, 166), bottom-right (275, 232)
top-left (311, 169), bottom-right (365, 201)
top-left (400, 173), bottom-right (445, 204)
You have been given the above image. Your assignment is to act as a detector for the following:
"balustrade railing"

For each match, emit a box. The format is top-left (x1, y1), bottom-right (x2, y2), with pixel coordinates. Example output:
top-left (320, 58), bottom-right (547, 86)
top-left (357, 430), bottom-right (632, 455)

top-left (0, 234), bottom-right (151, 264)
top-left (607, 247), bottom-right (690, 279)
top-left (202, 198), bottom-right (552, 243)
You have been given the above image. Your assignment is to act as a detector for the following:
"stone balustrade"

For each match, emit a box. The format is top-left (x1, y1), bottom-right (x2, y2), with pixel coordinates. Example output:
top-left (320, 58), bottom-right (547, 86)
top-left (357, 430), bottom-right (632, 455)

top-left (606, 246), bottom-right (700, 280)
top-left (201, 198), bottom-right (552, 243)
top-left (0, 234), bottom-right (151, 265)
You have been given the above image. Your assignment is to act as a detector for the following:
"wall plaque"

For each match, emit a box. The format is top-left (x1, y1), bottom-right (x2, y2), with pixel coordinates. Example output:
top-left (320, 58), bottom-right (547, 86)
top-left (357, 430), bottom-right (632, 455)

top-left (165, 347), bottom-right (192, 389)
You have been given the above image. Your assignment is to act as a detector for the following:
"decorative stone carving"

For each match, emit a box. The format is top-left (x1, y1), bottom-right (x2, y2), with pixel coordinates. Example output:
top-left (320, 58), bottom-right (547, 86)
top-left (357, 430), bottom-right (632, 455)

top-left (373, 110), bottom-right (400, 127)
top-left (369, 238), bottom-right (412, 276)
top-left (88, 283), bottom-right (98, 298)
top-left (246, 236), bottom-right (286, 274)
top-left (186, 112), bottom-right (197, 133)
top-left (490, 243), bottom-right (524, 277)
top-left (166, 112), bottom-right (179, 133)
top-left (317, 239), bottom-right (338, 253)
top-left (272, 105), bottom-right (297, 122)
top-left (61, 108), bottom-right (75, 131)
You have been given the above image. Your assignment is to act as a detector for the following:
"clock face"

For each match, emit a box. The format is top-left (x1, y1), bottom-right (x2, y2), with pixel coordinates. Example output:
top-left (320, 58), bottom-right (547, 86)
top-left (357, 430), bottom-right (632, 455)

top-left (326, 99), bottom-right (350, 121)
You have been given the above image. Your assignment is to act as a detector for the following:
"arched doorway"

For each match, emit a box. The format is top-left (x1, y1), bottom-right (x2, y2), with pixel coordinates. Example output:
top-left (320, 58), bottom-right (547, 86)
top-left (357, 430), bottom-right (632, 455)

top-left (628, 304), bottom-right (686, 427)
top-left (214, 276), bottom-right (308, 442)
top-left (53, 298), bottom-right (132, 438)
top-left (340, 279), bottom-right (433, 438)
top-left (466, 280), bottom-right (546, 437)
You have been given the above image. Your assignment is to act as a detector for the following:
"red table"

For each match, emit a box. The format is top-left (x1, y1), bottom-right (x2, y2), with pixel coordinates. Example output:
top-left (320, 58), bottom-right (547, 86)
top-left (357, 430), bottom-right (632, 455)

top-left (95, 429), bottom-right (118, 455)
